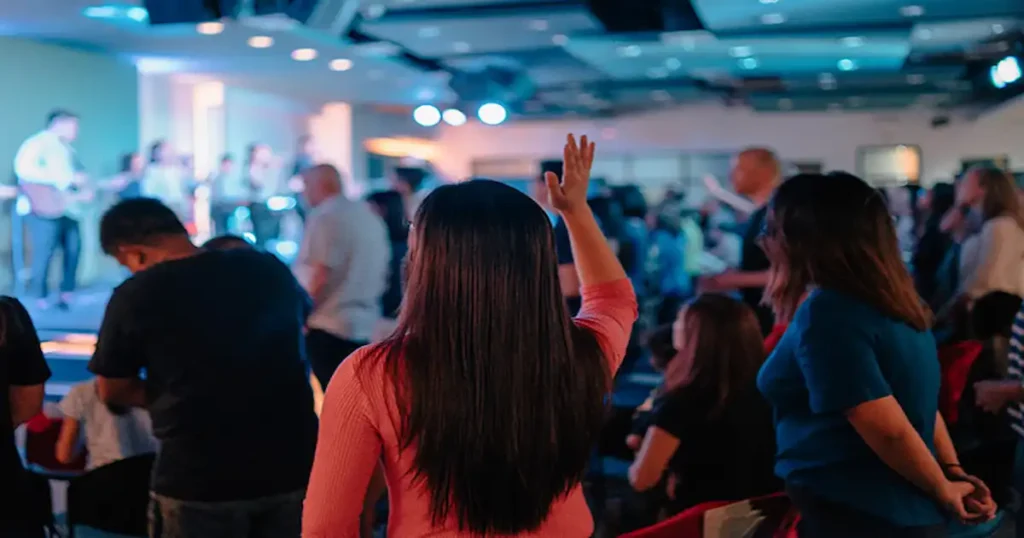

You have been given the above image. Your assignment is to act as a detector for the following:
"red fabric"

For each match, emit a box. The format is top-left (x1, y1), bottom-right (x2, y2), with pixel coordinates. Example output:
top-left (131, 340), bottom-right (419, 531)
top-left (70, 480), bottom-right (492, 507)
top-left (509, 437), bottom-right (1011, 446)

top-left (937, 341), bottom-right (984, 425)
top-left (24, 414), bottom-right (87, 472)
top-left (621, 493), bottom-right (798, 538)
top-left (764, 324), bottom-right (789, 355)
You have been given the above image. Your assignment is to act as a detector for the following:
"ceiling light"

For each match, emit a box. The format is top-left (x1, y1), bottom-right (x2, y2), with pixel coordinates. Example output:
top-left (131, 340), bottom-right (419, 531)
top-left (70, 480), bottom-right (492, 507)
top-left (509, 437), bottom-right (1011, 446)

top-left (665, 57), bottom-right (682, 70)
top-left (761, 13), bottom-right (786, 25)
top-left (413, 105), bottom-right (441, 127)
top-left (740, 57), bottom-right (759, 69)
top-left (418, 26), bottom-right (439, 38)
top-left (248, 36), bottom-right (273, 48)
top-left (125, 7), bottom-right (148, 22)
top-left (329, 58), bottom-right (353, 71)
top-left (729, 46), bottom-right (753, 57)
top-left (906, 73), bottom-right (925, 85)
top-left (83, 5), bottom-right (148, 22)
top-left (196, 21), bottom-right (224, 35)
top-left (837, 58), bottom-right (857, 71)
top-left (840, 36), bottom-right (864, 47)
top-left (453, 41), bottom-right (471, 53)
top-left (899, 5), bottom-right (924, 17)
top-left (529, 19), bottom-right (549, 31)
top-left (442, 109), bottom-right (467, 126)
top-left (477, 103), bottom-right (508, 126)
top-left (291, 48), bottom-right (318, 61)
top-left (992, 24), bottom-right (1005, 34)
top-left (617, 45), bottom-right (642, 58)
top-left (759, 0), bottom-right (779, 3)
top-left (552, 34), bottom-right (568, 45)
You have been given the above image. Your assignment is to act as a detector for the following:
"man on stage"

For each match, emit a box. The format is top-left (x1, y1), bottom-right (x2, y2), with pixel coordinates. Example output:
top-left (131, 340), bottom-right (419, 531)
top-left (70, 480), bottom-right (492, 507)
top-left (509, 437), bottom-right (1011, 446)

top-left (14, 110), bottom-right (91, 309)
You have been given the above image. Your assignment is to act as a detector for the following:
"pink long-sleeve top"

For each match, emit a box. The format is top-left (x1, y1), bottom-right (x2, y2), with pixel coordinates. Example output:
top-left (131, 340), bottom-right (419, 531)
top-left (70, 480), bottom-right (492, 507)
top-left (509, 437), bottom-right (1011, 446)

top-left (303, 279), bottom-right (638, 538)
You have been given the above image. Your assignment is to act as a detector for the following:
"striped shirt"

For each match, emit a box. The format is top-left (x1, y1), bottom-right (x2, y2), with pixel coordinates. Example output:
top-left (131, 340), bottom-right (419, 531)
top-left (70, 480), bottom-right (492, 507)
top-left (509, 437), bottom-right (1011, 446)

top-left (1007, 306), bottom-right (1024, 437)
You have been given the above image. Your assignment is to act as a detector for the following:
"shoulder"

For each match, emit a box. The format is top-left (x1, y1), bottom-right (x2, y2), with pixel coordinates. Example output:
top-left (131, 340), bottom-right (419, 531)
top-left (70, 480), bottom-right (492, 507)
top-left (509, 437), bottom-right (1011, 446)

top-left (984, 215), bottom-right (1024, 237)
top-left (793, 289), bottom-right (880, 339)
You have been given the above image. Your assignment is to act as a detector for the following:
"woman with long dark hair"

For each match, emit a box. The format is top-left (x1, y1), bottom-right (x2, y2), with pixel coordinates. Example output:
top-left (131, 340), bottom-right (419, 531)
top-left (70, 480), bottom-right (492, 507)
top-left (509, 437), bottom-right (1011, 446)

top-left (0, 297), bottom-right (52, 537)
top-left (629, 293), bottom-right (778, 514)
top-left (756, 173), bottom-right (996, 537)
top-left (366, 189), bottom-right (409, 318)
top-left (303, 135), bottom-right (638, 537)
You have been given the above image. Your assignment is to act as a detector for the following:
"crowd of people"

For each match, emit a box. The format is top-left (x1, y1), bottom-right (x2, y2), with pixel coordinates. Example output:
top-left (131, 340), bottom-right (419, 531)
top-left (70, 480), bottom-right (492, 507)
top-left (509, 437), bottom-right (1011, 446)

top-left (2, 129), bottom-right (1024, 538)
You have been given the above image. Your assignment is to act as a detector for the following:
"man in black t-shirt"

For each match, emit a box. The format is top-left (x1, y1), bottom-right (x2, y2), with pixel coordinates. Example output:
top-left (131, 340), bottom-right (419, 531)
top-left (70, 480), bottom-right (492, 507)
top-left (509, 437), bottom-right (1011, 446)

top-left (89, 198), bottom-right (317, 537)
top-left (1, 297), bottom-right (51, 537)
top-left (701, 148), bottom-right (781, 334)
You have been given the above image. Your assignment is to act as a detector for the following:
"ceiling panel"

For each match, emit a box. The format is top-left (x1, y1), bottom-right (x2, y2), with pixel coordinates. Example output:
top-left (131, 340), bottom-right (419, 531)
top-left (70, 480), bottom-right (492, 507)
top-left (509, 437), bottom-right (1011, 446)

top-left (359, 6), bottom-right (600, 58)
top-left (692, 0), bottom-right (1024, 33)
top-left (750, 92), bottom-right (936, 112)
top-left (445, 49), bottom-right (606, 87)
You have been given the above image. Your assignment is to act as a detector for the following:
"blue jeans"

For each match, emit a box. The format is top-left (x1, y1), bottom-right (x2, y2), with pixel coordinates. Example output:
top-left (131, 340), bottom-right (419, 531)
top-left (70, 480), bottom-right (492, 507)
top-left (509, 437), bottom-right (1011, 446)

top-left (149, 490), bottom-right (303, 538)
top-left (25, 213), bottom-right (80, 298)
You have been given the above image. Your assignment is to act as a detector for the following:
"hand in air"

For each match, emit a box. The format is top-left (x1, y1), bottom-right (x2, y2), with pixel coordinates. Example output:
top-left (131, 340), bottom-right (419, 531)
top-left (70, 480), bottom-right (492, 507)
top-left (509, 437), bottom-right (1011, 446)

top-left (544, 134), bottom-right (595, 214)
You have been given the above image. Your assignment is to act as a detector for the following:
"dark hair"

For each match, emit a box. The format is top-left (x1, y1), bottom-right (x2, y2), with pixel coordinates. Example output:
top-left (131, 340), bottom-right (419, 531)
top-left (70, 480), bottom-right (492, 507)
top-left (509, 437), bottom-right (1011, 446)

top-left (928, 183), bottom-right (956, 224)
top-left (99, 197), bottom-right (189, 255)
top-left (663, 294), bottom-right (765, 416)
top-left (613, 185), bottom-right (649, 219)
top-left (646, 324), bottom-right (676, 371)
top-left (971, 291), bottom-right (1023, 340)
top-left (371, 179), bottom-right (609, 534)
top-left (762, 172), bottom-right (931, 329)
top-left (120, 152), bottom-right (139, 174)
top-left (394, 167), bottom-right (427, 192)
top-left (202, 234), bottom-right (253, 251)
top-left (367, 190), bottom-right (409, 243)
top-left (148, 140), bottom-right (165, 164)
top-left (220, 153), bottom-right (234, 165)
top-left (46, 109), bottom-right (77, 126)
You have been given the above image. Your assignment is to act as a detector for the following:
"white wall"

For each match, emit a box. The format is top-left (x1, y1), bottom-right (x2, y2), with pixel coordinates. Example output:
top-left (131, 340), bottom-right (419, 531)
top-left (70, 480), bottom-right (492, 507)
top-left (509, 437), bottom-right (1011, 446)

top-left (223, 86), bottom-right (314, 173)
top-left (0, 38), bottom-right (139, 290)
top-left (433, 103), bottom-right (1024, 188)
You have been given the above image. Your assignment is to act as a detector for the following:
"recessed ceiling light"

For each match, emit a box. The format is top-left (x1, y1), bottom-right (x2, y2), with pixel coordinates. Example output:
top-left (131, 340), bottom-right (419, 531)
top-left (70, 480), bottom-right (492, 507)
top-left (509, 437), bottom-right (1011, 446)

top-left (329, 58), bottom-right (353, 71)
top-left (665, 57), bottom-right (682, 70)
top-left (552, 34), bottom-right (568, 45)
top-left (729, 45), bottom-right (753, 57)
top-left (740, 57), bottom-right (759, 69)
top-left (647, 67), bottom-right (669, 79)
top-left (196, 21), bottom-right (224, 35)
top-left (418, 26), bottom-right (439, 38)
top-left (529, 19), bottom-right (548, 31)
top-left (992, 24), bottom-right (1005, 34)
top-left (617, 45), bottom-right (642, 58)
top-left (837, 58), bottom-right (857, 71)
top-left (761, 13), bottom-right (786, 25)
top-left (759, 0), bottom-right (778, 3)
top-left (442, 109), bottom-right (467, 126)
top-left (906, 73), bottom-right (926, 85)
top-left (453, 41), bottom-right (471, 53)
top-left (125, 7), bottom-right (148, 22)
top-left (291, 48), bottom-right (317, 61)
top-left (840, 36), bottom-right (864, 47)
top-left (651, 90), bottom-right (671, 101)
top-left (899, 5), bottom-right (924, 17)
top-left (248, 36), bottom-right (273, 48)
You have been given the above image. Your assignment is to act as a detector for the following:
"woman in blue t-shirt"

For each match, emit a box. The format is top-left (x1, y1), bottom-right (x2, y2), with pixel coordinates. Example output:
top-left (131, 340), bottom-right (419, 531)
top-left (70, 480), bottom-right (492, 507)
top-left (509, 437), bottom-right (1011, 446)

top-left (755, 173), bottom-right (996, 537)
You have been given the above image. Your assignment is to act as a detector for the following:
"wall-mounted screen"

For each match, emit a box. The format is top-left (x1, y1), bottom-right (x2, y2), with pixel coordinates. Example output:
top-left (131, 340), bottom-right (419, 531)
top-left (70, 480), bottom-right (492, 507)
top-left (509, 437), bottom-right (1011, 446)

top-left (856, 145), bottom-right (922, 186)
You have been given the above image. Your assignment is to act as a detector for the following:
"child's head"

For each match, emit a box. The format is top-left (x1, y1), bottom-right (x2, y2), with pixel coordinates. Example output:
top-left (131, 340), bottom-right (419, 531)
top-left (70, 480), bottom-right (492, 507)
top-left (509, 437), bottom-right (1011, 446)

top-left (646, 324), bottom-right (677, 372)
top-left (667, 294), bottom-right (765, 409)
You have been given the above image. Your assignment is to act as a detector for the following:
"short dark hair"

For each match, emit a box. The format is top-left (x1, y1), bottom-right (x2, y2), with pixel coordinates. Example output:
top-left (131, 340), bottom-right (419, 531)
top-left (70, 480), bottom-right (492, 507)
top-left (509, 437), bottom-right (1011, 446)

top-left (47, 109), bottom-right (77, 126)
top-left (394, 167), bottom-right (427, 191)
top-left (100, 198), bottom-right (189, 255)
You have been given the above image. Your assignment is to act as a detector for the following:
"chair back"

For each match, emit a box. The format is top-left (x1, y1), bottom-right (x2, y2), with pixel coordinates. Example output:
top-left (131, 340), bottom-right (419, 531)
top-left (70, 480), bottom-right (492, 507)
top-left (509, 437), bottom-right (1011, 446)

top-left (24, 414), bottom-right (87, 473)
top-left (620, 493), bottom-right (796, 538)
top-left (67, 453), bottom-right (154, 537)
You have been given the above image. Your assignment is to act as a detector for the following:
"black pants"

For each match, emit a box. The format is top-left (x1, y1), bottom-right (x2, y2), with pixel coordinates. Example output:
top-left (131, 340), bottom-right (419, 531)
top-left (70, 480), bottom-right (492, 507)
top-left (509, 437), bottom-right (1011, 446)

top-left (26, 213), bottom-right (80, 299)
top-left (787, 485), bottom-right (946, 538)
top-left (306, 329), bottom-right (365, 390)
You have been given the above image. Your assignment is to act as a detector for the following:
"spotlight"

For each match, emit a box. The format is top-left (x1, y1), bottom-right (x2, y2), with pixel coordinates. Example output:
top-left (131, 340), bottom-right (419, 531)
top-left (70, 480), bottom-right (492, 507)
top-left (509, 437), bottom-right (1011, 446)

top-left (477, 103), bottom-right (507, 126)
top-left (442, 109), bottom-right (466, 126)
top-left (413, 105), bottom-right (442, 127)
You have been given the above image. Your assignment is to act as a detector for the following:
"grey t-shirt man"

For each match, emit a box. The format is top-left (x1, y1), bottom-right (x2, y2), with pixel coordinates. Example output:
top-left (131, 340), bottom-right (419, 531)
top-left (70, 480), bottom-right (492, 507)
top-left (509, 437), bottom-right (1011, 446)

top-left (296, 194), bottom-right (390, 342)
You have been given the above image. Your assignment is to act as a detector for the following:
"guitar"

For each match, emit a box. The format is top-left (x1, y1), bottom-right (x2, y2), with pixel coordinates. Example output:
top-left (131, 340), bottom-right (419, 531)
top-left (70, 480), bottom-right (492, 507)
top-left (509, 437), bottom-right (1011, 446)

top-left (18, 151), bottom-right (95, 220)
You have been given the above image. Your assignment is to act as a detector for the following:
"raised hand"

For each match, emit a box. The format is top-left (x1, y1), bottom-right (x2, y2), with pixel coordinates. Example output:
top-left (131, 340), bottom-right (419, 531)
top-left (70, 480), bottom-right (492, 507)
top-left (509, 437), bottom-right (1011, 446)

top-left (544, 134), bottom-right (595, 214)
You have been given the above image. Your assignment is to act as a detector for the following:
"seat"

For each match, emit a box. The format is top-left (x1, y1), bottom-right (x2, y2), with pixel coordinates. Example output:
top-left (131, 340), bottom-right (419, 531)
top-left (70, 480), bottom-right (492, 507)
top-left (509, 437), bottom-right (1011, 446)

top-left (620, 492), bottom-right (796, 538)
top-left (66, 453), bottom-right (155, 538)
